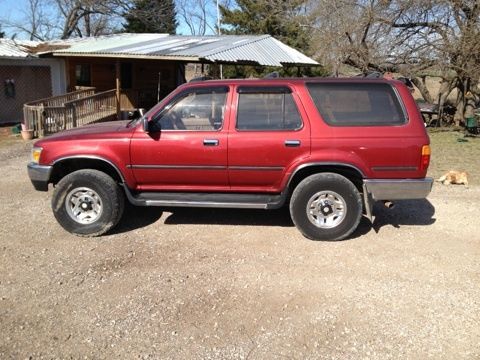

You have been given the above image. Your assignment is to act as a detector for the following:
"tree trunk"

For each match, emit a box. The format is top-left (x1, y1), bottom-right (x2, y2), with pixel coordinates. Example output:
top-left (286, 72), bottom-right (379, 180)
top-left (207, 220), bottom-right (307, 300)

top-left (454, 77), bottom-right (471, 126)
top-left (411, 76), bottom-right (433, 103)
top-left (437, 78), bottom-right (457, 127)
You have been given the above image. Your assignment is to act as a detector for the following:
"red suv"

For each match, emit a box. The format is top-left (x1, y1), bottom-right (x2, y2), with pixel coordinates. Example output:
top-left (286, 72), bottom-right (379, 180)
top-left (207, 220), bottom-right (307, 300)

top-left (28, 78), bottom-right (432, 241)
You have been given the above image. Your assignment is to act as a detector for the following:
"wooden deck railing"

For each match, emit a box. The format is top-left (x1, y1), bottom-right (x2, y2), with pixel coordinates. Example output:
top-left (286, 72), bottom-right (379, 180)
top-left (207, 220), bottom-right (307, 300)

top-left (25, 87), bottom-right (95, 108)
top-left (23, 88), bottom-right (117, 137)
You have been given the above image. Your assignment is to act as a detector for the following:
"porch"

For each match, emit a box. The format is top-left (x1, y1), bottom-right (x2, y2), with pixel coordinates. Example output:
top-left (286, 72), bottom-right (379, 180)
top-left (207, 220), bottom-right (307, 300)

top-left (23, 87), bottom-right (119, 137)
top-left (22, 34), bottom-right (319, 137)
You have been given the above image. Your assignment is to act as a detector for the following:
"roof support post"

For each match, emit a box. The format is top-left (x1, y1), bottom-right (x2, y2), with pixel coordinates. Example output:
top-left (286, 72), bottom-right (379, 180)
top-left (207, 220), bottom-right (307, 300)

top-left (115, 59), bottom-right (121, 120)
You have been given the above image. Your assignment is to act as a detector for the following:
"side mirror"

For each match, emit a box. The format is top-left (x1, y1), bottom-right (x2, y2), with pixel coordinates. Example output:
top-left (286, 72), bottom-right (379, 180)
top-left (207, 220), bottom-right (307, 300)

top-left (143, 116), bottom-right (161, 133)
top-left (142, 116), bottom-right (149, 133)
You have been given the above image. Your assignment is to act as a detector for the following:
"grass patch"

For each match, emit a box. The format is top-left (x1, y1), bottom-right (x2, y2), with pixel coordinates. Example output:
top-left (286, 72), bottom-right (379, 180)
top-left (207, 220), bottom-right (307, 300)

top-left (428, 129), bottom-right (480, 185)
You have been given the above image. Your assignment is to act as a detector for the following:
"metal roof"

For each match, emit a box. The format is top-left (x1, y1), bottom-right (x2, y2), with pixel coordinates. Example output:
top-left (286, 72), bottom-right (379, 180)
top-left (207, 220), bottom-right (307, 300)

top-left (51, 33), bottom-right (318, 67)
top-left (0, 39), bottom-right (39, 58)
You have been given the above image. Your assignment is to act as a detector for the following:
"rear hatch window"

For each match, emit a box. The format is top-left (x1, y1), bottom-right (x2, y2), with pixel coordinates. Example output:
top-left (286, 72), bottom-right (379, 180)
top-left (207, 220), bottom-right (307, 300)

top-left (306, 82), bottom-right (406, 126)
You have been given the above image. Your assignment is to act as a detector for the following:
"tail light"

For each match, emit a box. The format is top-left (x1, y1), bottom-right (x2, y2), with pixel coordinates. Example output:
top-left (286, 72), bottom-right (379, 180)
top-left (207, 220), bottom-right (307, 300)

top-left (421, 145), bottom-right (431, 171)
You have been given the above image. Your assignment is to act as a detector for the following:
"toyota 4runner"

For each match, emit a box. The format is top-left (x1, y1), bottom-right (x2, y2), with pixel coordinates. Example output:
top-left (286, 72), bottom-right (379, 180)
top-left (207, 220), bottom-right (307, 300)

top-left (28, 78), bottom-right (433, 241)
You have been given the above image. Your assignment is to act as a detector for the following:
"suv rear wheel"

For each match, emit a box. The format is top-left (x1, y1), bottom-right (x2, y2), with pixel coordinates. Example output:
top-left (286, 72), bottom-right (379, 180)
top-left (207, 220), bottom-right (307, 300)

top-left (52, 169), bottom-right (124, 237)
top-left (290, 173), bottom-right (362, 241)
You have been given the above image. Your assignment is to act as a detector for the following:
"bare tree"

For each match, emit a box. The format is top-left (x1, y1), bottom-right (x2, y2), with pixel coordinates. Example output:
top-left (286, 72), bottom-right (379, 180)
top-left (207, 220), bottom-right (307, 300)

top-left (310, 0), bottom-right (480, 123)
top-left (176, 0), bottom-right (235, 35)
top-left (177, 0), bottom-right (212, 35)
top-left (2, 0), bottom-right (132, 40)
top-left (55, 0), bottom-right (129, 39)
top-left (2, 0), bottom-right (58, 40)
top-left (387, 0), bottom-right (480, 122)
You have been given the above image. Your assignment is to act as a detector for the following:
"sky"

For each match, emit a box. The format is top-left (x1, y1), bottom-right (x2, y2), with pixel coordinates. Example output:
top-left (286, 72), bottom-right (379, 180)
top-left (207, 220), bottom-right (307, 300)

top-left (0, 0), bottom-right (219, 40)
top-left (1, 0), bottom-right (24, 35)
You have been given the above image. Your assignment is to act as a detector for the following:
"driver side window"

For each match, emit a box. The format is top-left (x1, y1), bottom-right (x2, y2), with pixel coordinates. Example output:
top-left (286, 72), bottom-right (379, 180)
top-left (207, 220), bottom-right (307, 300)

top-left (154, 87), bottom-right (228, 131)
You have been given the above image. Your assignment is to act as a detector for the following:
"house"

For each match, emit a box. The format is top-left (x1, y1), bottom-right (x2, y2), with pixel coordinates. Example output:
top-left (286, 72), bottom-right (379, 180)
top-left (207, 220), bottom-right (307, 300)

top-left (0, 39), bottom-right (66, 124)
top-left (18, 33), bottom-right (318, 136)
top-left (46, 33), bottom-right (318, 111)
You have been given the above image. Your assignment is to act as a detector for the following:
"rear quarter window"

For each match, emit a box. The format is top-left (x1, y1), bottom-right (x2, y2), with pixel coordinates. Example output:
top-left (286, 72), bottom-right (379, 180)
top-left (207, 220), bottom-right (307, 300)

top-left (306, 83), bottom-right (406, 126)
top-left (236, 87), bottom-right (302, 131)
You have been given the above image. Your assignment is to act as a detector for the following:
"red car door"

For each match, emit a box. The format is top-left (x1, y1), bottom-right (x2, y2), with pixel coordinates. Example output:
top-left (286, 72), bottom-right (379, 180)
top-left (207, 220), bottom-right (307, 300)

top-left (130, 86), bottom-right (231, 192)
top-left (227, 85), bottom-right (311, 192)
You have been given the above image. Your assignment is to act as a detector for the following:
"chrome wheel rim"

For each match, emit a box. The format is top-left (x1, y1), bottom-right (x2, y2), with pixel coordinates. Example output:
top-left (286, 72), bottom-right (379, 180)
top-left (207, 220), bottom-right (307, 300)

top-left (306, 191), bottom-right (347, 229)
top-left (65, 187), bottom-right (103, 224)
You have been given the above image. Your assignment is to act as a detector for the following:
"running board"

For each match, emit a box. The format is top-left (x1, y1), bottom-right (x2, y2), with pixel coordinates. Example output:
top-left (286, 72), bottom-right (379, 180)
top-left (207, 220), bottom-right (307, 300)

top-left (122, 186), bottom-right (285, 210)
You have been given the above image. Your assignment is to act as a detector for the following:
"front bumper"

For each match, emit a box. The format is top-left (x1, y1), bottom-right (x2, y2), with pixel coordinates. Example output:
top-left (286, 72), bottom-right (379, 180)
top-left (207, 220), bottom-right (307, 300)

top-left (363, 178), bottom-right (433, 200)
top-left (27, 163), bottom-right (52, 191)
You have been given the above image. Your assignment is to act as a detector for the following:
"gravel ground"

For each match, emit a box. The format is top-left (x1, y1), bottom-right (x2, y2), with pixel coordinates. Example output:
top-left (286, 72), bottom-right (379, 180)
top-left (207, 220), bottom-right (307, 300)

top-left (0, 139), bottom-right (479, 359)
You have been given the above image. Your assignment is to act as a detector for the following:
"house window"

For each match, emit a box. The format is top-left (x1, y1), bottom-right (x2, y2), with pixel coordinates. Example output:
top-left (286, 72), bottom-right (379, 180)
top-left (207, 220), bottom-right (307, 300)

top-left (4, 79), bottom-right (15, 98)
top-left (75, 64), bottom-right (91, 86)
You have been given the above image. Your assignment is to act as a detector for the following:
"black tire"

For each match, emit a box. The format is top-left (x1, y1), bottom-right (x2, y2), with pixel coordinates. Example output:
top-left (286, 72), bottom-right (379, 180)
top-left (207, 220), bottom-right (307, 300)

top-left (52, 169), bottom-right (125, 237)
top-left (289, 173), bottom-right (362, 241)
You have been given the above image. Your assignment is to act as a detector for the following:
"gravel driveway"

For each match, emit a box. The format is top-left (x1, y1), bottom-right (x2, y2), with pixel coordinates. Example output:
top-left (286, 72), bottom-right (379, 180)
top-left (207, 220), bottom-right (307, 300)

top-left (1, 140), bottom-right (479, 359)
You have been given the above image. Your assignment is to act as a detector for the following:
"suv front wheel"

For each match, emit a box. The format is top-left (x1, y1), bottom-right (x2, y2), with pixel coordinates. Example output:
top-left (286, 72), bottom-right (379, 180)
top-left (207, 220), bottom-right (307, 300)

top-left (52, 169), bottom-right (125, 237)
top-left (290, 173), bottom-right (362, 241)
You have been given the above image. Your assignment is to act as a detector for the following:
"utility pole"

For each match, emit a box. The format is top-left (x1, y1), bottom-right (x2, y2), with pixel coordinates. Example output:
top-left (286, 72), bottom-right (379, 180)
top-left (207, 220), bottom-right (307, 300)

top-left (217, 0), bottom-right (223, 79)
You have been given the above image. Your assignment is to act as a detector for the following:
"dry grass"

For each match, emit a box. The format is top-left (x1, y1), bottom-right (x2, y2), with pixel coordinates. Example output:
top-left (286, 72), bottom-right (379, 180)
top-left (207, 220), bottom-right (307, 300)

top-left (428, 129), bottom-right (480, 185)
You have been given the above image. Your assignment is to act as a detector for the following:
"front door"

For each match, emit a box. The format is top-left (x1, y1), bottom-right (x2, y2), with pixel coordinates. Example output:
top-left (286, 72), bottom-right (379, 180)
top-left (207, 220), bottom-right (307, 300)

top-left (130, 86), bottom-right (230, 192)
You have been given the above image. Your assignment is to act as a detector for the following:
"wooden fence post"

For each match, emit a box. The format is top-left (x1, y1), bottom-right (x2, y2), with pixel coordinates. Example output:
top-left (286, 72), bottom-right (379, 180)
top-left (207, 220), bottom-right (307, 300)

top-left (72, 104), bottom-right (77, 128)
top-left (38, 105), bottom-right (45, 138)
top-left (115, 60), bottom-right (121, 120)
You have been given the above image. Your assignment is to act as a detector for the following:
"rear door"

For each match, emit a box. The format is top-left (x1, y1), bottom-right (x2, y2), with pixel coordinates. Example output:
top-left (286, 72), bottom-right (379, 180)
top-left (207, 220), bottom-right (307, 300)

top-left (227, 85), bottom-right (311, 192)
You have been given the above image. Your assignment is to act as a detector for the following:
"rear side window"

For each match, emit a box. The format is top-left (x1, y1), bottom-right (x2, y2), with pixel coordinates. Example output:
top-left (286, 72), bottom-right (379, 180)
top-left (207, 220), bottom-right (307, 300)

top-left (306, 83), bottom-right (406, 126)
top-left (236, 87), bottom-right (302, 131)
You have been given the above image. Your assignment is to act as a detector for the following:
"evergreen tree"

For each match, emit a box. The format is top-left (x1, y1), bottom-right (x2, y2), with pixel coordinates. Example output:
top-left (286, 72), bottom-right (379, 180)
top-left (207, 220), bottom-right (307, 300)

top-left (220, 0), bottom-right (310, 54)
top-left (124, 0), bottom-right (177, 34)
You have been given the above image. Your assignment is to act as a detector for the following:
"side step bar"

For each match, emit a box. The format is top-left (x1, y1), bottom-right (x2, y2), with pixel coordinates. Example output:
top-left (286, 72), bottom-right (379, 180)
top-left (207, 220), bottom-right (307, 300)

top-left (122, 186), bottom-right (286, 210)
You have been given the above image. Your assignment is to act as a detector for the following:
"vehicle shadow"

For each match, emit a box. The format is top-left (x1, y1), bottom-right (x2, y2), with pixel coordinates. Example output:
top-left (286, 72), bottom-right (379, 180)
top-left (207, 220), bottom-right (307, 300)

top-left (163, 207), bottom-right (295, 227)
top-left (352, 199), bottom-right (436, 239)
top-left (109, 199), bottom-right (436, 239)
top-left (163, 199), bottom-right (436, 239)
top-left (109, 202), bottom-right (164, 235)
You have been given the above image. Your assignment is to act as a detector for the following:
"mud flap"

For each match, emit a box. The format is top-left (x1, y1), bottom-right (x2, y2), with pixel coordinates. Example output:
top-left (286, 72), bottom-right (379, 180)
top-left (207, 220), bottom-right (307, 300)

top-left (362, 183), bottom-right (374, 223)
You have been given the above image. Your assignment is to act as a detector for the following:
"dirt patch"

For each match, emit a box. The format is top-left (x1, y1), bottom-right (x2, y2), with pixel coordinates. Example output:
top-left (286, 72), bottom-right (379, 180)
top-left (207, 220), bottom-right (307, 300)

top-left (0, 134), bottom-right (479, 359)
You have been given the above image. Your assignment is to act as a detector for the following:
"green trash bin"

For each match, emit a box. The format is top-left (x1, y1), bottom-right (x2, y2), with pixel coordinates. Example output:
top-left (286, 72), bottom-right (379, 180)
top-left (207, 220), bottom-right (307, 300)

top-left (466, 116), bottom-right (478, 135)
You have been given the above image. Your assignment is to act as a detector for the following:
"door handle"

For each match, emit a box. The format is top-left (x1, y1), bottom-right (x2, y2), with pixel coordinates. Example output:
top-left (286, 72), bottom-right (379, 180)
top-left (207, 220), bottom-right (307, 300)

top-left (284, 140), bottom-right (301, 147)
top-left (203, 139), bottom-right (219, 146)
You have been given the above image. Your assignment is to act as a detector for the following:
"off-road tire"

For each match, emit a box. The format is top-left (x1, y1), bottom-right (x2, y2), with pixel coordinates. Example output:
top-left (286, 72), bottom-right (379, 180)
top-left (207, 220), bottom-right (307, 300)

top-left (52, 169), bottom-right (124, 237)
top-left (290, 173), bottom-right (362, 241)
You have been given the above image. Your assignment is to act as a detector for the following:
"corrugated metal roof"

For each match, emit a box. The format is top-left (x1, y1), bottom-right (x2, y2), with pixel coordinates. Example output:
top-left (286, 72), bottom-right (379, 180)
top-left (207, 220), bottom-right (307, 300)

top-left (52, 33), bottom-right (318, 66)
top-left (0, 39), bottom-right (39, 58)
